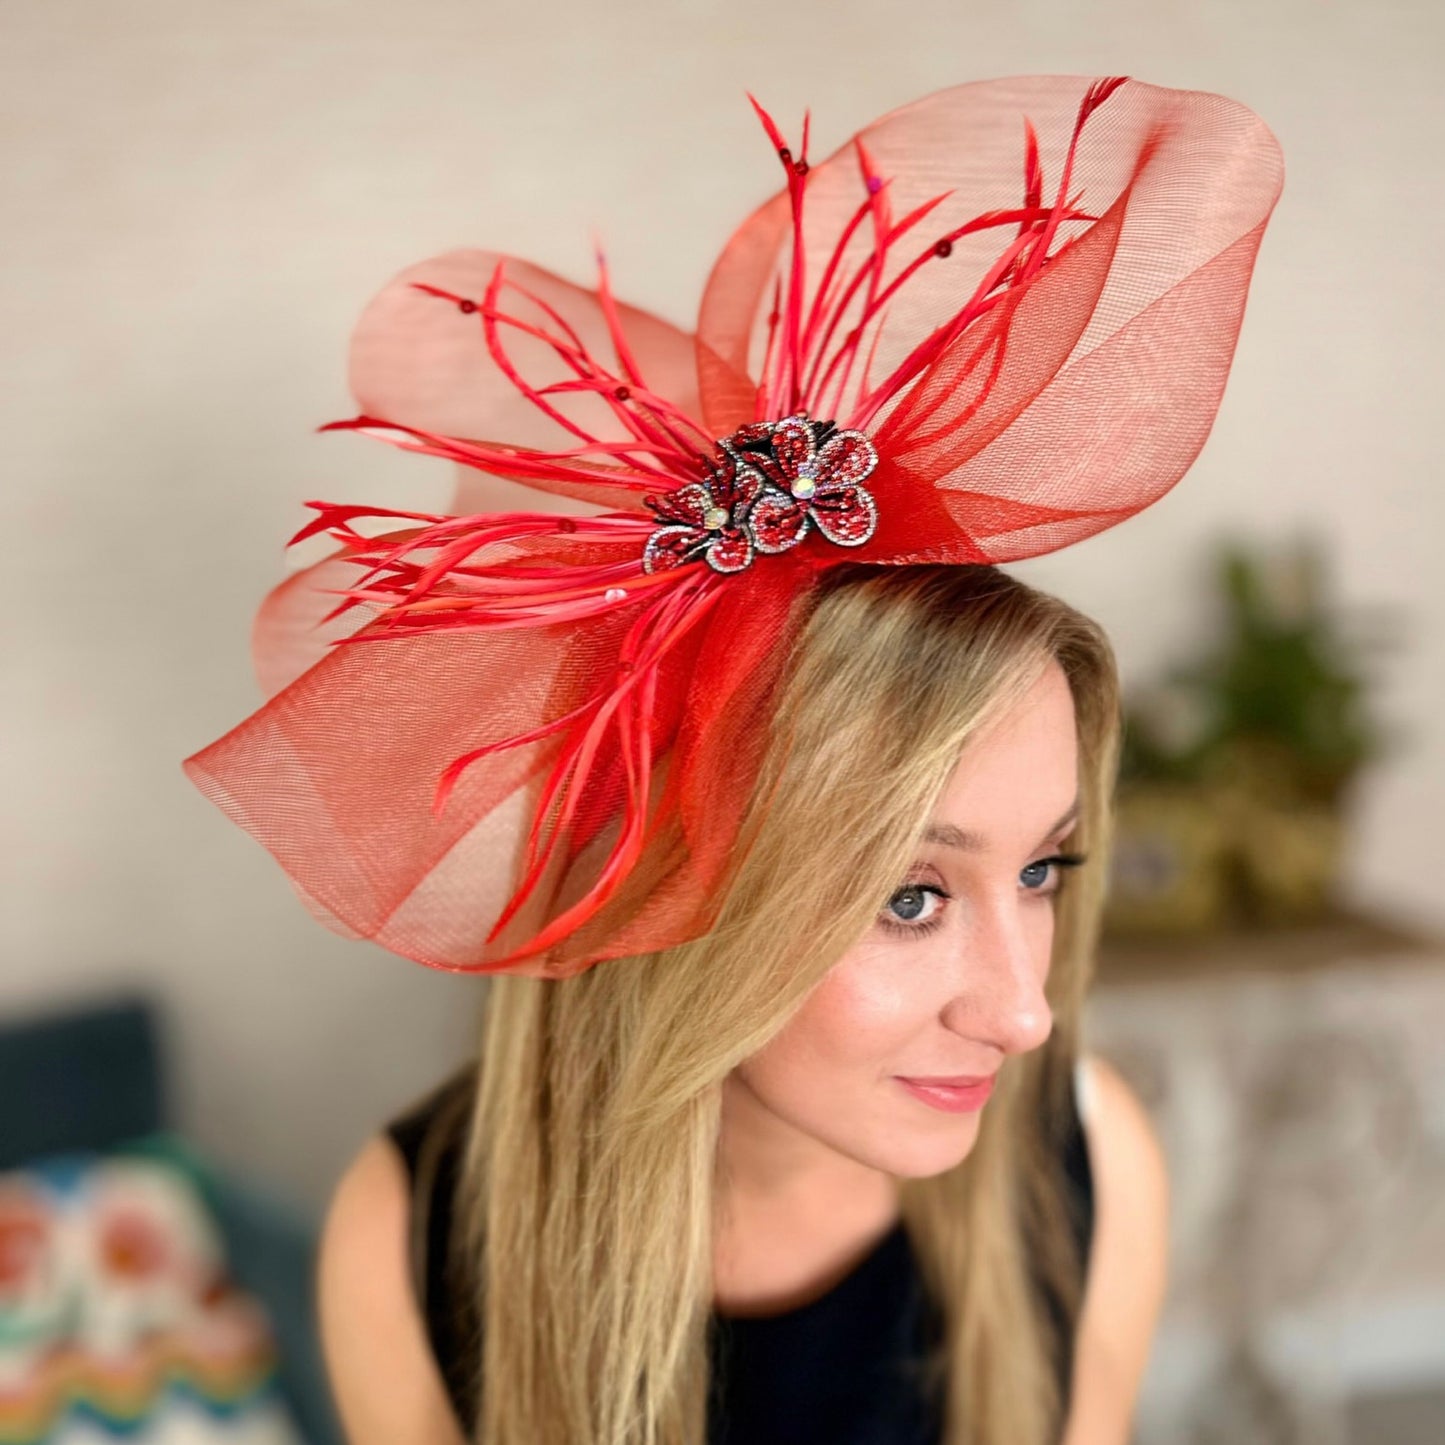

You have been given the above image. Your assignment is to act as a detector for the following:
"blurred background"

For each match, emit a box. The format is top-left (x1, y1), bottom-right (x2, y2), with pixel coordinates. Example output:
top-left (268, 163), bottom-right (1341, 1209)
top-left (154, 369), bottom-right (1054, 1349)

top-left (2, 1), bottom-right (1440, 1441)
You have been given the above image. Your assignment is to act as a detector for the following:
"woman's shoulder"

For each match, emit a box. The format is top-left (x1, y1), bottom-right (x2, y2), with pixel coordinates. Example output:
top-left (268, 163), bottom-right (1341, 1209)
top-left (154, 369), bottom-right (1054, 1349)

top-left (1060, 1052), bottom-right (1169, 1444)
top-left (317, 1133), bottom-right (469, 1445)
top-left (317, 1073), bottom-right (478, 1445)
top-left (1071, 1052), bottom-right (1166, 1211)
top-left (1070, 1051), bottom-right (1167, 1298)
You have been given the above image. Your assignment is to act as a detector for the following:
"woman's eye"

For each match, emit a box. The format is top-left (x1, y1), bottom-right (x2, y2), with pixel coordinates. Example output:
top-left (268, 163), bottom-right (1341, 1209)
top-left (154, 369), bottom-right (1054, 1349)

top-left (1021, 852), bottom-right (1087, 894)
top-left (878, 884), bottom-right (948, 935)
top-left (1020, 859), bottom-right (1056, 891)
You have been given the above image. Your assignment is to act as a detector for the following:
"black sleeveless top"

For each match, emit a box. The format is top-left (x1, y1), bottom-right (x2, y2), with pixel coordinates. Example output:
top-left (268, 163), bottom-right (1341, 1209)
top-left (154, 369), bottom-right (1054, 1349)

top-left (385, 1063), bottom-right (1095, 1444)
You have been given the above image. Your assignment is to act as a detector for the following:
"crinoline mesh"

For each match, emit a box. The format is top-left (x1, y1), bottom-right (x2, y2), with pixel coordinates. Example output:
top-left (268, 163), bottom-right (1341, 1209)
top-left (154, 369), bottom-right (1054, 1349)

top-left (183, 75), bottom-right (1282, 976)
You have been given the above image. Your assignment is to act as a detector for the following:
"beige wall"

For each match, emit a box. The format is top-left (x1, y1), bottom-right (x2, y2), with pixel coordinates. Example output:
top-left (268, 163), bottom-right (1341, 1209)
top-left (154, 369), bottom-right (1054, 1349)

top-left (4, 0), bottom-right (1440, 1208)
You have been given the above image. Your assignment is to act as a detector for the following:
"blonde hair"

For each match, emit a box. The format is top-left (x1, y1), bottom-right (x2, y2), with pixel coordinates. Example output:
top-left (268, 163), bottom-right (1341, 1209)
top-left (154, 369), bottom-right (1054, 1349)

top-left (453, 562), bottom-right (1121, 1445)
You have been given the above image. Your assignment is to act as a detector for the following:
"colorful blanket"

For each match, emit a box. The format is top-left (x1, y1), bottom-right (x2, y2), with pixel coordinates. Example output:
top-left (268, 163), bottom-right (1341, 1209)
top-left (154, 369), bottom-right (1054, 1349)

top-left (0, 1139), bottom-right (305, 1444)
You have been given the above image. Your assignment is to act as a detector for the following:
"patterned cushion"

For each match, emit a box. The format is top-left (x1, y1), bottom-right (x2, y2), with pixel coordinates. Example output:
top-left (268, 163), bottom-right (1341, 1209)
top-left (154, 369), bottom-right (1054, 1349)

top-left (0, 1136), bottom-right (305, 1444)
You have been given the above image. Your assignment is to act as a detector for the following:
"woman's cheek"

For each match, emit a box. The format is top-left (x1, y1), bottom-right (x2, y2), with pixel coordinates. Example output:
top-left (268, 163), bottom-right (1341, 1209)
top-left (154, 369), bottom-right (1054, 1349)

top-left (796, 942), bottom-right (930, 1062)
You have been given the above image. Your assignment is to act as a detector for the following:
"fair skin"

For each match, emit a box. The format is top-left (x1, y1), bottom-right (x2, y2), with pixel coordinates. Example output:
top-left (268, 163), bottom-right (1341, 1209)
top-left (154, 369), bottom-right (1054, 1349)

top-left (715, 661), bottom-right (1076, 1313)
top-left (319, 662), bottom-right (1169, 1444)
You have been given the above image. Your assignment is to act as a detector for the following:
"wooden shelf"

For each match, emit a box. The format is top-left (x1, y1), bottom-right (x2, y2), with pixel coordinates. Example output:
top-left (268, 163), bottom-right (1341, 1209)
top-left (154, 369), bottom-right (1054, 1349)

top-left (1095, 906), bottom-right (1443, 986)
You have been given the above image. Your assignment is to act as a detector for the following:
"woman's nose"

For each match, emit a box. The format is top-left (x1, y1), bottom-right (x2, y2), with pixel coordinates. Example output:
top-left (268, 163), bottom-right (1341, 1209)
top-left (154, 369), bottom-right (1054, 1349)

top-left (938, 894), bottom-right (1054, 1057)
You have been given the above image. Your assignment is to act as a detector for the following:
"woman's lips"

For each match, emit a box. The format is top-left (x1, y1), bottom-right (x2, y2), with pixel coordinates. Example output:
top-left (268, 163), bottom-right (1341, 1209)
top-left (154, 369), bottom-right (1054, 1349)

top-left (896, 1075), bottom-right (996, 1112)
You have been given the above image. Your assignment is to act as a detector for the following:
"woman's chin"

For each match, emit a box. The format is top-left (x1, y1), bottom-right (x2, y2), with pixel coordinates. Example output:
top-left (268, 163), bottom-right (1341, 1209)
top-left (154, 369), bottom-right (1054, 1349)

top-left (870, 1116), bottom-right (983, 1181)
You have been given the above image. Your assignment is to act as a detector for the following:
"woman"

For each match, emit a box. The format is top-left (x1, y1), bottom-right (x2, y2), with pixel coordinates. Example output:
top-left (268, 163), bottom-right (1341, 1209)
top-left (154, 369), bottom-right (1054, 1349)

top-left (321, 562), bottom-right (1169, 1445)
top-left (185, 75), bottom-right (1281, 1444)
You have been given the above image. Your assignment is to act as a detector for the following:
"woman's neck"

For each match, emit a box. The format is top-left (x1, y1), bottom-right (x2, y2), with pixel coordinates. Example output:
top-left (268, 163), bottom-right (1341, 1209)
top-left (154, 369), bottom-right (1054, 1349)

top-left (716, 1070), bottom-right (896, 1207)
top-left (712, 1071), bottom-right (901, 1315)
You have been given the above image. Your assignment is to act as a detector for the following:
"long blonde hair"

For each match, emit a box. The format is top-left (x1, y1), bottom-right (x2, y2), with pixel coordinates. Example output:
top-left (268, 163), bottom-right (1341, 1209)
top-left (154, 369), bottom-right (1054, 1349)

top-left (453, 562), bottom-right (1121, 1445)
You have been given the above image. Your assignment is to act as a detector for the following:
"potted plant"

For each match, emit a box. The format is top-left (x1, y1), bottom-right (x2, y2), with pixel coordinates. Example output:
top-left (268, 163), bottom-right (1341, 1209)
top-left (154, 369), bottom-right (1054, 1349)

top-left (1105, 534), bottom-right (1402, 936)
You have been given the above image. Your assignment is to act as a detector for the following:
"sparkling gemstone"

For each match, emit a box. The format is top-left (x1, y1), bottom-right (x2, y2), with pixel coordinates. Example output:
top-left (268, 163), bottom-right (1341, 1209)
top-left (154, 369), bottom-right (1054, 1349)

top-left (604, 588), bottom-right (627, 602)
top-left (703, 505), bottom-right (729, 529)
top-left (791, 477), bottom-right (816, 500)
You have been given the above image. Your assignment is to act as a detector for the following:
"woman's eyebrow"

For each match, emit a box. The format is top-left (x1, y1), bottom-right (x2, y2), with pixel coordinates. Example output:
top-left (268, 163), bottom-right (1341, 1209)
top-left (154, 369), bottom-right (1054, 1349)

top-left (922, 797), bottom-right (1080, 853)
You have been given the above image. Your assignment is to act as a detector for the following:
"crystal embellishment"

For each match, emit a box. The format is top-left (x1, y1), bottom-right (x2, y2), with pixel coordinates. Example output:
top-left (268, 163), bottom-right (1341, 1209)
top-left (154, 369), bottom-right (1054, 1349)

top-left (641, 413), bottom-right (878, 575)
top-left (641, 465), bottom-right (763, 575)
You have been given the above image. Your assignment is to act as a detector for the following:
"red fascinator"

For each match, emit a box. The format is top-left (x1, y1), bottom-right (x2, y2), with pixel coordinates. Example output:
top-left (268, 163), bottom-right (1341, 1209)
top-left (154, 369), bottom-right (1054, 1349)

top-left (183, 75), bottom-right (1283, 979)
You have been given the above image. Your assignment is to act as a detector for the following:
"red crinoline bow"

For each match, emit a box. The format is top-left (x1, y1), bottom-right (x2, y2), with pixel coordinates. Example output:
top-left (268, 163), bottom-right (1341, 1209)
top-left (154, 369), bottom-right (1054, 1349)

top-left (183, 75), bottom-right (1283, 978)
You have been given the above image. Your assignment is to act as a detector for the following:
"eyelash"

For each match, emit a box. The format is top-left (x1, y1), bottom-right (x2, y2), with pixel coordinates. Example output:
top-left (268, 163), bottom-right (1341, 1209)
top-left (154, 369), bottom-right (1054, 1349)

top-left (875, 853), bottom-right (1088, 939)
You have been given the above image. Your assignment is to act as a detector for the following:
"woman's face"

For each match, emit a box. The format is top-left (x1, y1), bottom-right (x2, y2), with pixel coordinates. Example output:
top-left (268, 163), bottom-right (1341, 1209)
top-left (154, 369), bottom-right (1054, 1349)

top-left (722, 660), bottom-right (1081, 1195)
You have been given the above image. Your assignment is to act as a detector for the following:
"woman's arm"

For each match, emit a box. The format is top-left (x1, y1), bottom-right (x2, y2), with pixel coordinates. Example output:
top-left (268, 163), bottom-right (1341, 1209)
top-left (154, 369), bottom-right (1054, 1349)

top-left (1060, 1054), bottom-right (1171, 1445)
top-left (316, 1134), bottom-right (470, 1445)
